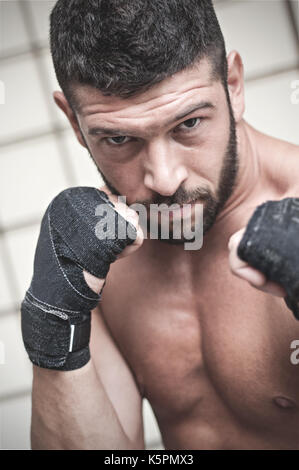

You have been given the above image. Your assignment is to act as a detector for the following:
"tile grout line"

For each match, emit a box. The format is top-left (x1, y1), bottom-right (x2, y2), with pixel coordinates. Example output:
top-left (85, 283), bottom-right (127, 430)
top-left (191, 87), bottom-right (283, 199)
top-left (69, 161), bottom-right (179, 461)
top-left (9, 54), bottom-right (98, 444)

top-left (0, 388), bottom-right (31, 404)
top-left (0, 235), bottom-right (22, 314)
top-left (284, 0), bottom-right (299, 64)
top-left (0, 217), bottom-right (42, 235)
top-left (0, 124), bottom-right (69, 149)
top-left (245, 63), bottom-right (299, 83)
top-left (0, 305), bottom-right (22, 319)
top-left (17, 0), bottom-right (77, 188)
top-left (0, 42), bottom-right (49, 63)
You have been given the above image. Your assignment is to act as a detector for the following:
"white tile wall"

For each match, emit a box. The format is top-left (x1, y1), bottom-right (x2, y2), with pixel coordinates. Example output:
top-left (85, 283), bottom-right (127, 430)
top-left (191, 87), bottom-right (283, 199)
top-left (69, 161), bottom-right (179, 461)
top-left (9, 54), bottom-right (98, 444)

top-left (292, 0), bottom-right (299, 31)
top-left (28, 0), bottom-right (57, 45)
top-left (39, 51), bottom-right (71, 126)
top-left (244, 69), bottom-right (299, 145)
top-left (215, 0), bottom-right (298, 78)
top-left (0, 54), bottom-right (54, 142)
top-left (0, 0), bottom-right (298, 451)
top-left (0, 135), bottom-right (68, 228)
top-left (0, 241), bottom-right (15, 311)
top-left (62, 129), bottom-right (104, 188)
top-left (4, 225), bottom-right (40, 305)
top-left (0, 393), bottom-right (31, 450)
top-left (0, 312), bottom-right (32, 397)
top-left (0, 1), bottom-right (30, 56)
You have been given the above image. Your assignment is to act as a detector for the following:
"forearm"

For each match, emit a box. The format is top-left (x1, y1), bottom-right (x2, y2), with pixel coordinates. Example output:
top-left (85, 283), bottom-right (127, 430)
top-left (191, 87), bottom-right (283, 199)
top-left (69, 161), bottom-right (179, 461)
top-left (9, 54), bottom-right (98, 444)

top-left (21, 187), bottom-right (142, 449)
top-left (31, 359), bottom-right (134, 450)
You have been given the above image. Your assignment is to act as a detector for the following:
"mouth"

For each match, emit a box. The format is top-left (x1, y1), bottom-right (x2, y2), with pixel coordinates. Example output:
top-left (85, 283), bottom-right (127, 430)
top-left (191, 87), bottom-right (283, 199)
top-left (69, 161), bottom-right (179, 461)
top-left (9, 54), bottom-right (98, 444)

top-left (144, 199), bottom-right (204, 223)
top-left (159, 200), bottom-right (199, 221)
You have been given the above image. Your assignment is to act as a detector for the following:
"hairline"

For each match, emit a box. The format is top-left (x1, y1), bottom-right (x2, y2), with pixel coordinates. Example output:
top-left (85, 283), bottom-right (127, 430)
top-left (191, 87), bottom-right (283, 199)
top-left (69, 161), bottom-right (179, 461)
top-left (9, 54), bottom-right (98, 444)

top-left (66, 55), bottom-right (225, 115)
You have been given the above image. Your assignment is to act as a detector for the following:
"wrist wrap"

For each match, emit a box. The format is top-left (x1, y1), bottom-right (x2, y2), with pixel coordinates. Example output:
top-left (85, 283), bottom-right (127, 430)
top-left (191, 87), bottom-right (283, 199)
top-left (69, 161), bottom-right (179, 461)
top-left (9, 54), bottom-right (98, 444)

top-left (237, 198), bottom-right (299, 320)
top-left (21, 186), bottom-right (137, 370)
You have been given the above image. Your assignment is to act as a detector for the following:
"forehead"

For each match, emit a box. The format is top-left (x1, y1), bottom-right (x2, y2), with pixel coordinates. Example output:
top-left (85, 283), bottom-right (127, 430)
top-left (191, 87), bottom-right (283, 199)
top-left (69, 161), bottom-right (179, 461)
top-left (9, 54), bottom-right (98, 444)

top-left (75, 59), bottom-right (214, 107)
top-left (73, 59), bottom-right (221, 130)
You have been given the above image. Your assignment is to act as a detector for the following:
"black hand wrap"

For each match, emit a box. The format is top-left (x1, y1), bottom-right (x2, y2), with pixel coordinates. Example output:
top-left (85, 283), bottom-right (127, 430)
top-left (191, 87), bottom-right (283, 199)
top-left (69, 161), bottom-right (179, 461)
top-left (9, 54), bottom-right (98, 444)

top-left (21, 187), bottom-right (137, 370)
top-left (237, 198), bottom-right (299, 320)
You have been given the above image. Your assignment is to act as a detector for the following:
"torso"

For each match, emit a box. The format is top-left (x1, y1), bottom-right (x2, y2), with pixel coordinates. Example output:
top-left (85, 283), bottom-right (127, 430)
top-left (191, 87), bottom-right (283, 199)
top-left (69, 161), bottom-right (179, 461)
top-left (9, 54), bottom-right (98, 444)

top-left (99, 125), bottom-right (299, 449)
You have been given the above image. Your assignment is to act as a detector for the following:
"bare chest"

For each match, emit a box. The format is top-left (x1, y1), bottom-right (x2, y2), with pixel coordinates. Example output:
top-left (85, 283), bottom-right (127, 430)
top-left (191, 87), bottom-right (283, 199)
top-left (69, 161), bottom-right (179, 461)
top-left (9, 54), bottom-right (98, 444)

top-left (101, 245), bottom-right (299, 445)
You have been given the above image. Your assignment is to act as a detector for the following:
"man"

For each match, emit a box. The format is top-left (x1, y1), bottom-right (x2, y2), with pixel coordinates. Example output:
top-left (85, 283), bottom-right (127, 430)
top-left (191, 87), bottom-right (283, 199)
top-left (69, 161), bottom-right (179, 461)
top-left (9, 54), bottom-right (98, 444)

top-left (24, 0), bottom-right (299, 449)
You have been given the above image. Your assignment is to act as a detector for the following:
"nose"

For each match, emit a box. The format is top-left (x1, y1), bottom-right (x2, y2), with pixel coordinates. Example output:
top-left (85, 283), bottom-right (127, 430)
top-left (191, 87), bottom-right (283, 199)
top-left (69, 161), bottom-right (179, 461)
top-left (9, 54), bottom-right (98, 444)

top-left (143, 138), bottom-right (188, 196)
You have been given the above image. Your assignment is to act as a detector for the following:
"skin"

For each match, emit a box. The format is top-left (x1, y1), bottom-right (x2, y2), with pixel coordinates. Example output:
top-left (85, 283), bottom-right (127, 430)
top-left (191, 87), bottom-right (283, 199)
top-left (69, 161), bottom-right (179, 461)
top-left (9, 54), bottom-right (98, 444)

top-left (53, 50), bottom-right (299, 449)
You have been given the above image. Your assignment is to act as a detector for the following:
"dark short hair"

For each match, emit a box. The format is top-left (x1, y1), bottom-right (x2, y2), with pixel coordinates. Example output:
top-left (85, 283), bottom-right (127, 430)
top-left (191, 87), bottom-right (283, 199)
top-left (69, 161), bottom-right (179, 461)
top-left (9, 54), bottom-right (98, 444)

top-left (50, 0), bottom-right (227, 110)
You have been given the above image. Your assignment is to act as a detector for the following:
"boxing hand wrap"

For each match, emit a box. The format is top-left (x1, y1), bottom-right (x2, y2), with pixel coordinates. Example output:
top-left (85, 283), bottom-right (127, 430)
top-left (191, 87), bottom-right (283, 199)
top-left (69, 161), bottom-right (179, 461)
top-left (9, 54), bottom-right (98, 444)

top-left (21, 187), bottom-right (137, 370)
top-left (237, 198), bottom-right (299, 320)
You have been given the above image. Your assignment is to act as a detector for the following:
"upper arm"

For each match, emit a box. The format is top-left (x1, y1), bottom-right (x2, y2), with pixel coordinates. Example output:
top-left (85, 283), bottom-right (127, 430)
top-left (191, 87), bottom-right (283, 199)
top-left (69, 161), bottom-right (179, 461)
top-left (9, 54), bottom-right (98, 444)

top-left (90, 305), bottom-right (144, 449)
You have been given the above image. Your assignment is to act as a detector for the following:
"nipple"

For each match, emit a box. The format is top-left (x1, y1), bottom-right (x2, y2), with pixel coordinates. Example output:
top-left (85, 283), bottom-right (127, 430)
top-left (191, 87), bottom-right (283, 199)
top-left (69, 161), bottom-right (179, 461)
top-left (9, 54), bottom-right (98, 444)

top-left (273, 396), bottom-right (296, 409)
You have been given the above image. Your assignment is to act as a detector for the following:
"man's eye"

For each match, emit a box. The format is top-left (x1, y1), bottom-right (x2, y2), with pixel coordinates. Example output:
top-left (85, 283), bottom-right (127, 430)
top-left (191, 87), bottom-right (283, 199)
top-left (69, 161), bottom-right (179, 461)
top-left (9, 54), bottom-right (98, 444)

top-left (177, 117), bottom-right (201, 131)
top-left (106, 135), bottom-right (130, 145)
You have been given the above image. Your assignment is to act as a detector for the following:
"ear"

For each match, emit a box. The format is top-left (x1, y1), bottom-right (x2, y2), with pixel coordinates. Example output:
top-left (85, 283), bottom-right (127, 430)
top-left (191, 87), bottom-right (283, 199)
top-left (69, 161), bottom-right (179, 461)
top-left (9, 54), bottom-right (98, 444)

top-left (53, 91), bottom-right (87, 148)
top-left (226, 50), bottom-right (245, 123)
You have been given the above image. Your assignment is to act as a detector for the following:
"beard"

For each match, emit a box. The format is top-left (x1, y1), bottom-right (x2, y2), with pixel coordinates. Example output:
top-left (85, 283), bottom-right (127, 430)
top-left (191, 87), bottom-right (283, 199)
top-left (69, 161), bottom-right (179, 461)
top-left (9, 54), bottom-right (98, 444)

top-left (146, 101), bottom-right (237, 244)
top-left (82, 89), bottom-right (238, 244)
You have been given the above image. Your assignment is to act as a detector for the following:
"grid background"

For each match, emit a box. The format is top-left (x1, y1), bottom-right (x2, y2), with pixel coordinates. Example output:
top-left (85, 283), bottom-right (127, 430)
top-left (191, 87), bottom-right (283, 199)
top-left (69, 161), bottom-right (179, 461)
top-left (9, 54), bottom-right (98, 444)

top-left (0, 0), bottom-right (298, 450)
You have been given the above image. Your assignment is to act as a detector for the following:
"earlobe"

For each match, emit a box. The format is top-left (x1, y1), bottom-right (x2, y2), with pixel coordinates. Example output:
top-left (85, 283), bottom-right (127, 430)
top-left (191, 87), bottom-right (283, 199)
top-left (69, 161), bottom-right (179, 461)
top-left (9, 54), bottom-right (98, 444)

top-left (226, 50), bottom-right (245, 123)
top-left (53, 91), bottom-right (87, 149)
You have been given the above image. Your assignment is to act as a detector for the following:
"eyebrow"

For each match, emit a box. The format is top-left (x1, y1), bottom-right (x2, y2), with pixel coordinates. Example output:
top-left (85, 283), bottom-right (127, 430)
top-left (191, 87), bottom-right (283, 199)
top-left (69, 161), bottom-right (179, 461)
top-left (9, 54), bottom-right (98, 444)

top-left (87, 100), bottom-right (215, 136)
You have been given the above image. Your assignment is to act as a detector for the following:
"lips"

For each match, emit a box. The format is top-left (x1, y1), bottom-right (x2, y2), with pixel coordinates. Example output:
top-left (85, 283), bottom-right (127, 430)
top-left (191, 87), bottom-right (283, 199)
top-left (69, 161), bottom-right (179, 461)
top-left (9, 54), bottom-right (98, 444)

top-left (162, 202), bottom-right (196, 220)
top-left (146, 200), bottom-right (200, 222)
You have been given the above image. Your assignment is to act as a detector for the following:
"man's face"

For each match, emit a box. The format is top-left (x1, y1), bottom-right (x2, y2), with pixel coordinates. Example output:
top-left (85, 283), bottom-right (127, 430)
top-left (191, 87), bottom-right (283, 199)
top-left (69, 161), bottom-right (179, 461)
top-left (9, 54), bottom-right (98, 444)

top-left (73, 59), bottom-right (238, 241)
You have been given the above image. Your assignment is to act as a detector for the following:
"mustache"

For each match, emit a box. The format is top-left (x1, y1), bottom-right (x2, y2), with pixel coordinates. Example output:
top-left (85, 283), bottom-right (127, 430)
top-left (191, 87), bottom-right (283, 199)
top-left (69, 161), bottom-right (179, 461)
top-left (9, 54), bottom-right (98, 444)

top-left (134, 186), bottom-right (212, 209)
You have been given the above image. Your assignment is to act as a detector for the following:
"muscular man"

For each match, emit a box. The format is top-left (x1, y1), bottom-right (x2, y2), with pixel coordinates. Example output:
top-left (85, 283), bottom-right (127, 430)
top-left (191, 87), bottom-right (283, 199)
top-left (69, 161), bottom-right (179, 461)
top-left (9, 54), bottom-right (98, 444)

top-left (24, 0), bottom-right (299, 449)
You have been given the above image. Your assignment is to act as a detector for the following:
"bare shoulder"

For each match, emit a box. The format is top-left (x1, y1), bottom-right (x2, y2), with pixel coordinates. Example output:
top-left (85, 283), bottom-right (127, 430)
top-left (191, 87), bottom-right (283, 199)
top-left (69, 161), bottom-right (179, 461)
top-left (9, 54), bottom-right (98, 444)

top-left (257, 129), bottom-right (299, 197)
top-left (279, 140), bottom-right (299, 197)
top-left (282, 140), bottom-right (299, 160)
